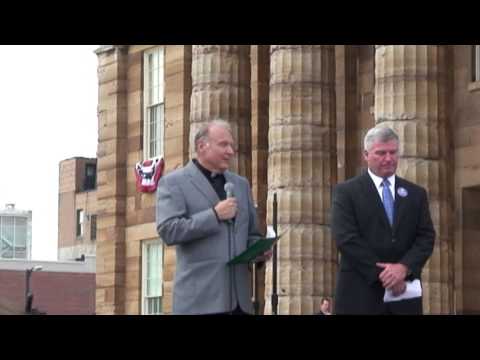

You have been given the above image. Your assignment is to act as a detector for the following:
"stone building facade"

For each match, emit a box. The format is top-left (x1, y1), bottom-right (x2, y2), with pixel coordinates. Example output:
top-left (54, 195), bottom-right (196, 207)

top-left (95, 45), bottom-right (480, 315)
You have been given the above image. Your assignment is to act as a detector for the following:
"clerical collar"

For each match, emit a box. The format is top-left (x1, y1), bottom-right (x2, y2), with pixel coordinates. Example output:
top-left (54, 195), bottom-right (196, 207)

top-left (193, 159), bottom-right (222, 179)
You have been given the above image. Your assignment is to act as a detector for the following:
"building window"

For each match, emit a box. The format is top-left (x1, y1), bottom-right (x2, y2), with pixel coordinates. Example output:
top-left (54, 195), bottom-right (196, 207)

top-left (0, 211), bottom-right (31, 259)
top-left (142, 239), bottom-right (163, 315)
top-left (13, 217), bottom-right (27, 258)
top-left (143, 47), bottom-right (165, 159)
top-left (0, 216), bottom-right (14, 258)
top-left (76, 209), bottom-right (84, 237)
top-left (472, 45), bottom-right (480, 82)
top-left (90, 215), bottom-right (97, 241)
top-left (84, 163), bottom-right (96, 191)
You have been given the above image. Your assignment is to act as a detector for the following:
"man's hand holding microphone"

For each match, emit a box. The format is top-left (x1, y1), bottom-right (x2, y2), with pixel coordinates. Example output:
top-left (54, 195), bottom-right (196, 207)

top-left (214, 197), bottom-right (237, 221)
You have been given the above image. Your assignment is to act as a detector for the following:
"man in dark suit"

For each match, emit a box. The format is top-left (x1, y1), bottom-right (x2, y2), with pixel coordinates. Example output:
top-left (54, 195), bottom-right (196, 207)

top-left (332, 126), bottom-right (435, 314)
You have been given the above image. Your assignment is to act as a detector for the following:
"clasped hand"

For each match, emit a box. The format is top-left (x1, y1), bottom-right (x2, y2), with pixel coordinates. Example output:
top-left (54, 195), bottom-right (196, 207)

top-left (376, 262), bottom-right (408, 296)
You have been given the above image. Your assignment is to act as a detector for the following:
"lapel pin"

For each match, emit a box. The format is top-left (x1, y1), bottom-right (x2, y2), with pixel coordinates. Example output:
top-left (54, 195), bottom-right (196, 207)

top-left (397, 187), bottom-right (408, 198)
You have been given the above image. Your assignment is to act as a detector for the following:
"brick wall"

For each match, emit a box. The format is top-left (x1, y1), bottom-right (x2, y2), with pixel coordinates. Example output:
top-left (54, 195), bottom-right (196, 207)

top-left (0, 270), bottom-right (95, 315)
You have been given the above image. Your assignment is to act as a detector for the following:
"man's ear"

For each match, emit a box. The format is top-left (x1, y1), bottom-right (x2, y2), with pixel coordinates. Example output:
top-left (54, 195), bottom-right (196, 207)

top-left (363, 150), bottom-right (369, 161)
top-left (197, 140), bottom-right (207, 152)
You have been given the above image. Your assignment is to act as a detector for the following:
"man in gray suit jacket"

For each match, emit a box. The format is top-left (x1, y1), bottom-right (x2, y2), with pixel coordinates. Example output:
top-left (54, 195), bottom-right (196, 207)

top-left (156, 120), bottom-right (269, 315)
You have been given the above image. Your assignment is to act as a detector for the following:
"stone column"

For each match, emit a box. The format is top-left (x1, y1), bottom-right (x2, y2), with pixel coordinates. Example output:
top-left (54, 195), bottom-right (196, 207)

top-left (162, 45), bottom-right (192, 314)
top-left (375, 45), bottom-right (453, 314)
top-left (265, 45), bottom-right (337, 314)
top-left (95, 45), bottom-right (128, 314)
top-left (189, 45), bottom-right (251, 178)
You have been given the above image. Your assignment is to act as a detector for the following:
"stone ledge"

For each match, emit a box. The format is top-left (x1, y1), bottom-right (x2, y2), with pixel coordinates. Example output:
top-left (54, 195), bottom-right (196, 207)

top-left (95, 45), bottom-right (115, 54)
top-left (95, 45), bottom-right (128, 55)
top-left (468, 81), bottom-right (480, 92)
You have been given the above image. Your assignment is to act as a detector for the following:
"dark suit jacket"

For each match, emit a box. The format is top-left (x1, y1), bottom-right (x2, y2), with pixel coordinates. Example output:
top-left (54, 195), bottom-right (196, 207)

top-left (332, 172), bottom-right (435, 314)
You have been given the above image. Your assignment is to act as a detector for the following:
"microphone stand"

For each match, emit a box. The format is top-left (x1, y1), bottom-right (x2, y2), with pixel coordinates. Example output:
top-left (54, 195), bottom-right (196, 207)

top-left (252, 203), bottom-right (261, 315)
top-left (272, 192), bottom-right (278, 315)
top-left (252, 263), bottom-right (257, 315)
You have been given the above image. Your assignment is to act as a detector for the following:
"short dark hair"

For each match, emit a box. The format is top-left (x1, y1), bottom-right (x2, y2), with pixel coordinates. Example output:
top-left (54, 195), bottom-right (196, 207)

top-left (321, 297), bottom-right (330, 304)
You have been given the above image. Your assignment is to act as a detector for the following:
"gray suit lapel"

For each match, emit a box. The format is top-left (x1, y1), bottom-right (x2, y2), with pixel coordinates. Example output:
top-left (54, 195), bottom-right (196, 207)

top-left (184, 161), bottom-right (219, 206)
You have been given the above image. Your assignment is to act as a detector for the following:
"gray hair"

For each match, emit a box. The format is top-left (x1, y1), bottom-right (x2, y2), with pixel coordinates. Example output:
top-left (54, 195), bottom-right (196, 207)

top-left (194, 119), bottom-right (232, 151)
top-left (364, 126), bottom-right (399, 151)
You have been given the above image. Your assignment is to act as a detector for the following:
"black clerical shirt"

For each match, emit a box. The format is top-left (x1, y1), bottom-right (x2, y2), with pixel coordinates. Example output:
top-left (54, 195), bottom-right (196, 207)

top-left (193, 159), bottom-right (226, 200)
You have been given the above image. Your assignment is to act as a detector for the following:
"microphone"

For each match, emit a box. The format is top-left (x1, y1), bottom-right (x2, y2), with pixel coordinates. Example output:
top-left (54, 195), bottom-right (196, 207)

top-left (224, 182), bottom-right (235, 224)
top-left (224, 182), bottom-right (235, 199)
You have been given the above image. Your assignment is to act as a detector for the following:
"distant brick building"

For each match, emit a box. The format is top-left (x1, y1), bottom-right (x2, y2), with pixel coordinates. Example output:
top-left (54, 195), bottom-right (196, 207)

top-left (95, 45), bottom-right (480, 315)
top-left (58, 157), bottom-right (97, 261)
top-left (0, 296), bottom-right (24, 314)
top-left (0, 256), bottom-right (95, 315)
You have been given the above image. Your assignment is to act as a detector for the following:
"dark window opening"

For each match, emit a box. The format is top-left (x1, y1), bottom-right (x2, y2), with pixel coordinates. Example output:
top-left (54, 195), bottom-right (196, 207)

top-left (84, 163), bottom-right (97, 191)
top-left (90, 215), bottom-right (97, 241)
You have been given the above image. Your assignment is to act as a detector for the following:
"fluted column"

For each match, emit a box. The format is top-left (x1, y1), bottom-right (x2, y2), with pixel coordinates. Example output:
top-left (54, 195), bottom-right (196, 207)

top-left (375, 45), bottom-right (453, 314)
top-left (95, 45), bottom-right (128, 314)
top-left (189, 45), bottom-right (251, 178)
top-left (265, 45), bottom-right (337, 314)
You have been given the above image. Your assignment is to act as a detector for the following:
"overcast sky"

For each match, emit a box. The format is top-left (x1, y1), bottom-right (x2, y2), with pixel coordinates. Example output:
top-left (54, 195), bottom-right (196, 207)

top-left (0, 45), bottom-right (99, 261)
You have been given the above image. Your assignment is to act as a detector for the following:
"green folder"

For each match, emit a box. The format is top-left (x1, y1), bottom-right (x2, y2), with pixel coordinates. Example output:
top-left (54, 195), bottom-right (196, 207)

top-left (227, 235), bottom-right (281, 266)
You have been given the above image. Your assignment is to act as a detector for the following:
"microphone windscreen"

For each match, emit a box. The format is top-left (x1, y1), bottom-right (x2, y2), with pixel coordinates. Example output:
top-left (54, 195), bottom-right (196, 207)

top-left (224, 182), bottom-right (235, 198)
